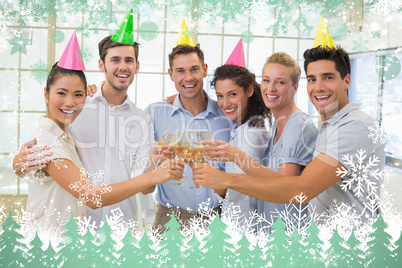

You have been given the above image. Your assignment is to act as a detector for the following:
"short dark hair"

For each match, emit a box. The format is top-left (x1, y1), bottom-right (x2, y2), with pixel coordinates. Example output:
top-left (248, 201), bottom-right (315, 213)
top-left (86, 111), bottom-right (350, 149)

top-left (168, 44), bottom-right (204, 70)
top-left (98, 35), bottom-right (140, 63)
top-left (210, 64), bottom-right (272, 128)
top-left (303, 45), bottom-right (351, 79)
top-left (46, 62), bottom-right (87, 94)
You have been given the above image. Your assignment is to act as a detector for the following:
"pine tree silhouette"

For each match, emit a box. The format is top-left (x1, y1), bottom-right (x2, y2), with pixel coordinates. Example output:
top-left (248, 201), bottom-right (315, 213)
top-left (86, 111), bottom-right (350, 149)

top-left (344, 229), bottom-right (365, 267)
top-left (43, 241), bottom-right (62, 267)
top-left (392, 230), bottom-right (402, 265)
top-left (366, 213), bottom-right (394, 267)
top-left (235, 231), bottom-right (252, 267)
top-left (251, 240), bottom-right (268, 268)
top-left (80, 226), bottom-right (98, 267)
top-left (202, 213), bottom-right (236, 267)
top-left (266, 214), bottom-right (290, 267)
top-left (26, 231), bottom-right (45, 267)
top-left (302, 217), bottom-right (325, 267)
top-left (326, 227), bottom-right (347, 267)
top-left (287, 227), bottom-right (305, 267)
top-left (116, 226), bottom-right (139, 266)
top-left (58, 213), bottom-right (84, 267)
top-left (96, 217), bottom-right (118, 267)
top-left (137, 229), bottom-right (157, 267)
top-left (0, 211), bottom-right (28, 267)
top-left (184, 230), bottom-right (204, 266)
top-left (159, 213), bottom-right (186, 266)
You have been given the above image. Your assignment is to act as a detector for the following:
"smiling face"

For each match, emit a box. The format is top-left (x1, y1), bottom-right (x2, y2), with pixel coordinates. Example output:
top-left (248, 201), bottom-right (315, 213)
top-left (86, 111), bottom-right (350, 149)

top-left (215, 79), bottom-right (253, 125)
top-left (44, 75), bottom-right (86, 130)
top-left (168, 52), bottom-right (207, 101)
top-left (306, 60), bottom-right (350, 121)
top-left (99, 46), bottom-right (139, 92)
top-left (260, 63), bottom-right (298, 115)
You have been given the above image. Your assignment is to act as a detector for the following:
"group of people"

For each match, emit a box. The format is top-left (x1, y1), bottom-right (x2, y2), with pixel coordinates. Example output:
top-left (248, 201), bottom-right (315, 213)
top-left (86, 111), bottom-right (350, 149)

top-left (12, 32), bottom-right (385, 234)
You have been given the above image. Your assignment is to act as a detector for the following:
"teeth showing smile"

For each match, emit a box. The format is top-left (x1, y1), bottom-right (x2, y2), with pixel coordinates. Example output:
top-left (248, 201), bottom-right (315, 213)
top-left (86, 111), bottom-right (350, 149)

top-left (225, 107), bottom-right (237, 113)
top-left (315, 95), bottom-right (330, 101)
top-left (266, 95), bottom-right (279, 99)
top-left (61, 109), bottom-right (75, 114)
top-left (117, 74), bottom-right (128, 78)
top-left (183, 84), bottom-right (195, 88)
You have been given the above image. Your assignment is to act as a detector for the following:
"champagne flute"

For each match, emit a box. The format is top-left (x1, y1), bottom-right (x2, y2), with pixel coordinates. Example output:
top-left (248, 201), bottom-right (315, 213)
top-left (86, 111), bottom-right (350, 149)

top-left (189, 132), bottom-right (205, 189)
top-left (153, 125), bottom-right (177, 170)
top-left (173, 130), bottom-right (192, 186)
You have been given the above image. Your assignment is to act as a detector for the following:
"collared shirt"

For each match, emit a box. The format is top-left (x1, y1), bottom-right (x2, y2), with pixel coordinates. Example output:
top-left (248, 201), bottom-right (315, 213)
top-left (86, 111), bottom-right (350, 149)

top-left (310, 103), bottom-right (385, 218)
top-left (223, 121), bottom-right (270, 224)
top-left (145, 92), bottom-right (232, 212)
top-left (26, 117), bottom-right (86, 227)
top-left (257, 111), bottom-right (318, 227)
top-left (70, 85), bottom-right (152, 225)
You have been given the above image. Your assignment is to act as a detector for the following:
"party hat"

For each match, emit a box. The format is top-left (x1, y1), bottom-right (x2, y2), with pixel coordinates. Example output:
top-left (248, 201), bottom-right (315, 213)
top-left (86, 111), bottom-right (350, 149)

top-left (176, 19), bottom-right (196, 46)
top-left (225, 38), bottom-right (246, 68)
top-left (57, 31), bottom-right (85, 70)
top-left (313, 16), bottom-right (336, 49)
top-left (111, 9), bottom-right (135, 45)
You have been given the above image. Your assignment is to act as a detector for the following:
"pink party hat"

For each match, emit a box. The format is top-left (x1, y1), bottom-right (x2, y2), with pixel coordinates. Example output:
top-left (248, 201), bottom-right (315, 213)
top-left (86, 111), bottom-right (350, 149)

top-left (57, 31), bottom-right (85, 70)
top-left (225, 38), bottom-right (246, 68)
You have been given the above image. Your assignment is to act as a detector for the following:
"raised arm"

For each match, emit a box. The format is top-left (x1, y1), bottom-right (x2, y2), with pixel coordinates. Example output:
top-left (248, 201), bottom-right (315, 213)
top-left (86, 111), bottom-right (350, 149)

top-left (192, 153), bottom-right (343, 203)
top-left (45, 158), bottom-right (184, 209)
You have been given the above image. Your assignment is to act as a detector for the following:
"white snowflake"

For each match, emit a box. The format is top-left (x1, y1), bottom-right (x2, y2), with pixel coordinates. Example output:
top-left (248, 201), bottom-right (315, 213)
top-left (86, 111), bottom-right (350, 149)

top-left (279, 193), bottom-right (313, 236)
top-left (69, 173), bottom-right (113, 208)
top-left (368, 122), bottom-right (388, 144)
top-left (336, 149), bottom-right (384, 198)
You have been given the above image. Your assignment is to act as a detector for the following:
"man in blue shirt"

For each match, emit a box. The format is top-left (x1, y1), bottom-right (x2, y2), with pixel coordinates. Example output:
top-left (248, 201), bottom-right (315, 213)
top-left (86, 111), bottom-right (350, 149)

top-left (142, 44), bottom-right (231, 230)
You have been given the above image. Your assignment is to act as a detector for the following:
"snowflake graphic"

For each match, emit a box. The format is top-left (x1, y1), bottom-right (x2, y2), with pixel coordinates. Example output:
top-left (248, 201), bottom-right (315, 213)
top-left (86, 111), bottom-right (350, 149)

top-left (29, 59), bottom-right (49, 84)
top-left (365, 0), bottom-right (402, 17)
top-left (368, 122), bottom-right (388, 144)
top-left (279, 193), bottom-right (312, 236)
top-left (352, 36), bottom-right (369, 52)
top-left (69, 173), bottom-right (113, 208)
top-left (336, 149), bottom-right (384, 198)
top-left (81, 46), bottom-right (94, 65)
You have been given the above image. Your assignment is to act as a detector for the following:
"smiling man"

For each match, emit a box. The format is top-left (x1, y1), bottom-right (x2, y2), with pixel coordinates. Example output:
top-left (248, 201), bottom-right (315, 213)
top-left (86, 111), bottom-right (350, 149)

top-left (192, 45), bottom-right (385, 222)
top-left (143, 44), bottom-right (231, 230)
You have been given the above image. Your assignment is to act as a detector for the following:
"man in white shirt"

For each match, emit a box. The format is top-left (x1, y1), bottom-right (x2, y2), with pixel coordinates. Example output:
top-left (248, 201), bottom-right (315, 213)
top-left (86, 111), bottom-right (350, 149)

top-left (13, 35), bottom-right (152, 226)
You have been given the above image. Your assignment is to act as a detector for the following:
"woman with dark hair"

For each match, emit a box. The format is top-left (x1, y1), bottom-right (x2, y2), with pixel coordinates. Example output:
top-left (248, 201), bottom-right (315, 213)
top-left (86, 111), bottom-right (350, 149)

top-left (209, 64), bottom-right (272, 225)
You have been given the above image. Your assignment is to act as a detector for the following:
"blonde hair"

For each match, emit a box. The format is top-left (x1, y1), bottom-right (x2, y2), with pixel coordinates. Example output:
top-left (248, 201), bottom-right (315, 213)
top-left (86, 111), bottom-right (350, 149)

top-left (265, 52), bottom-right (301, 86)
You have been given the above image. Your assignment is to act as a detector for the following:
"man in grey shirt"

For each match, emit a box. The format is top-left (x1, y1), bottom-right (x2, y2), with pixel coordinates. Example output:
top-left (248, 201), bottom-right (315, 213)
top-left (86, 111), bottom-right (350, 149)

top-left (192, 45), bottom-right (385, 222)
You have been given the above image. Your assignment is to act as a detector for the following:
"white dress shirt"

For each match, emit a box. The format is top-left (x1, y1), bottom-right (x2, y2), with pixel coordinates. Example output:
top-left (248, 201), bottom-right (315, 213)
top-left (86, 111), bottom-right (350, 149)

top-left (70, 85), bottom-right (153, 226)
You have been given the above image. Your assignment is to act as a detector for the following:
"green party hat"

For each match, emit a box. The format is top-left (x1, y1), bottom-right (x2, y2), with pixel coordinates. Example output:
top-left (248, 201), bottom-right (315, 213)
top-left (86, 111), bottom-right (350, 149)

top-left (112, 9), bottom-right (135, 45)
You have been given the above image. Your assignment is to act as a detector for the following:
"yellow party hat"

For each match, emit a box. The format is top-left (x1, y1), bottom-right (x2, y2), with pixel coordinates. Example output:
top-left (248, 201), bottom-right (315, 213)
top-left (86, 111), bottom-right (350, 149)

top-left (175, 19), bottom-right (196, 46)
top-left (313, 16), bottom-right (336, 49)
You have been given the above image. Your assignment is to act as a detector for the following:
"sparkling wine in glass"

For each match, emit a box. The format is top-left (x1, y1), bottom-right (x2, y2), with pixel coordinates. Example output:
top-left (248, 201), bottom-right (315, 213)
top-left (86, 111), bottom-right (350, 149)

top-left (172, 130), bottom-right (192, 186)
top-left (189, 133), bottom-right (205, 189)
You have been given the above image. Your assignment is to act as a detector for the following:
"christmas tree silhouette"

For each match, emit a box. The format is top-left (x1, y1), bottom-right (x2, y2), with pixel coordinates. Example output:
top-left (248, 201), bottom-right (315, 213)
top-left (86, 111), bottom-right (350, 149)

top-left (392, 229), bottom-right (402, 265)
top-left (202, 213), bottom-right (236, 267)
top-left (366, 213), bottom-right (394, 266)
top-left (96, 217), bottom-right (118, 267)
top-left (26, 231), bottom-right (44, 267)
top-left (326, 227), bottom-right (347, 267)
top-left (344, 229), bottom-right (365, 267)
top-left (80, 225), bottom-right (98, 267)
top-left (234, 231), bottom-right (253, 267)
top-left (302, 217), bottom-right (325, 267)
top-left (251, 240), bottom-right (267, 268)
top-left (136, 229), bottom-right (157, 266)
top-left (58, 213), bottom-right (84, 267)
top-left (116, 226), bottom-right (139, 266)
top-left (184, 230), bottom-right (204, 266)
top-left (0, 211), bottom-right (28, 267)
top-left (287, 227), bottom-right (305, 267)
top-left (43, 241), bottom-right (62, 267)
top-left (266, 213), bottom-right (290, 267)
top-left (159, 212), bottom-right (186, 266)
